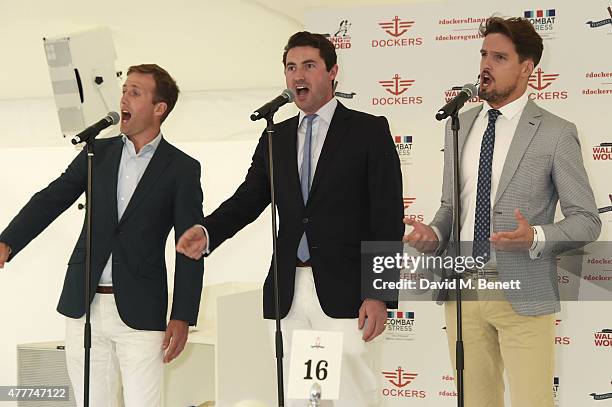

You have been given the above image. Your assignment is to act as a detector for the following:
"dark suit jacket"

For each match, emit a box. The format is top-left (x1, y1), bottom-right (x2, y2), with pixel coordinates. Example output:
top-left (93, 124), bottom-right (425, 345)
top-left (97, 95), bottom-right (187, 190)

top-left (203, 102), bottom-right (404, 319)
top-left (0, 136), bottom-right (204, 330)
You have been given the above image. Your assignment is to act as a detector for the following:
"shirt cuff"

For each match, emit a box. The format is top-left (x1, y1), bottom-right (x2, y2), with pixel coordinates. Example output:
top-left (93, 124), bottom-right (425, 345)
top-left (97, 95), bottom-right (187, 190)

top-left (528, 225), bottom-right (545, 259)
top-left (430, 225), bottom-right (443, 251)
top-left (196, 225), bottom-right (211, 255)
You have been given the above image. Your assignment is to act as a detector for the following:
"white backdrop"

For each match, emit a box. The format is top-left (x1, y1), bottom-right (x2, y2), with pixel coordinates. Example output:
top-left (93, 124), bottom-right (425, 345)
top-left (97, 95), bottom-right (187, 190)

top-left (0, 0), bottom-right (610, 406)
top-left (306, 1), bottom-right (611, 406)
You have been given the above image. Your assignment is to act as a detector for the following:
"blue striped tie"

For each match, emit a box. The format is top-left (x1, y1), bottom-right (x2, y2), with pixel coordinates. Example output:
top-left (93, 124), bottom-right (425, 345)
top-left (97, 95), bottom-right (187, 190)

top-left (472, 109), bottom-right (501, 261)
top-left (297, 114), bottom-right (317, 262)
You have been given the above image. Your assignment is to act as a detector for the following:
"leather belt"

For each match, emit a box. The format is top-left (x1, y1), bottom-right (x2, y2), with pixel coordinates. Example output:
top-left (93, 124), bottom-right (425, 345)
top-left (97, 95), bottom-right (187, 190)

top-left (96, 286), bottom-right (114, 294)
top-left (296, 259), bottom-right (311, 267)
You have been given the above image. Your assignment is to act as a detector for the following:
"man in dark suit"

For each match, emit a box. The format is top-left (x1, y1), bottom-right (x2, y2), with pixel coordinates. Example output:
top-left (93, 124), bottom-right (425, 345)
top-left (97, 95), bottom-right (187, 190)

top-left (177, 32), bottom-right (403, 406)
top-left (0, 64), bottom-right (204, 407)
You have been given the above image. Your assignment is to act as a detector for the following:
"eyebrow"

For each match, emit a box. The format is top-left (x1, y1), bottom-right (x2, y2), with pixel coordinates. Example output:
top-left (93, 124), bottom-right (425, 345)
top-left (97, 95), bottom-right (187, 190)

top-left (480, 49), bottom-right (509, 57)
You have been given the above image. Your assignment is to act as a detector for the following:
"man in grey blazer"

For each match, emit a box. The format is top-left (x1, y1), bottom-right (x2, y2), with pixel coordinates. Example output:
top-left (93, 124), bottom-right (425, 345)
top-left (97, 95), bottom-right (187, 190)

top-left (405, 17), bottom-right (601, 407)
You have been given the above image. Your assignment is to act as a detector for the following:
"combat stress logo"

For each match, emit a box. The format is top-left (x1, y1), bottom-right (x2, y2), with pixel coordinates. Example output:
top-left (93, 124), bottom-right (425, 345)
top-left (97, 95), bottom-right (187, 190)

top-left (385, 310), bottom-right (416, 341)
top-left (381, 367), bottom-right (427, 398)
top-left (372, 16), bottom-right (423, 48)
top-left (528, 68), bottom-right (567, 100)
top-left (586, 6), bottom-right (612, 28)
top-left (583, 71), bottom-right (612, 96)
top-left (594, 328), bottom-right (612, 347)
top-left (373, 74), bottom-right (423, 106)
top-left (324, 19), bottom-right (352, 50)
top-left (394, 134), bottom-right (414, 164)
top-left (553, 377), bottom-right (560, 405)
top-left (525, 9), bottom-right (557, 39)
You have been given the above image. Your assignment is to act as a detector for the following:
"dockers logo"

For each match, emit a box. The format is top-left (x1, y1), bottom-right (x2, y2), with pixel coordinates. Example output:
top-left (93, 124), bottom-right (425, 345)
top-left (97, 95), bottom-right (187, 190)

top-left (594, 329), bottom-right (612, 347)
top-left (554, 319), bottom-right (571, 345)
top-left (372, 16), bottom-right (423, 48)
top-left (386, 311), bottom-right (416, 335)
top-left (403, 197), bottom-right (424, 223)
top-left (528, 68), bottom-right (567, 100)
top-left (381, 367), bottom-right (426, 398)
top-left (325, 20), bottom-right (352, 50)
top-left (373, 75), bottom-right (423, 106)
top-left (524, 9), bottom-right (557, 37)
top-left (586, 6), bottom-right (612, 28)
top-left (593, 142), bottom-right (612, 160)
top-left (403, 197), bottom-right (416, 210)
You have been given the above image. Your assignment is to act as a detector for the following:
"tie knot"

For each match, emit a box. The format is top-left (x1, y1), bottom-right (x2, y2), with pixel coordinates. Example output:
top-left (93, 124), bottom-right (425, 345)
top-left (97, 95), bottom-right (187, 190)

top-left (488, 109), bottom-right (502, 122)
top-left (305, 114), bottom-right (317, 125)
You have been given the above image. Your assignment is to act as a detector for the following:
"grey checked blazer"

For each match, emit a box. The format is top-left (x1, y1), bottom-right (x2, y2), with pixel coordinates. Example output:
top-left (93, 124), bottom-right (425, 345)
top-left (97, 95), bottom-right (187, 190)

top-left (430, 99), bottom-right (601, 315)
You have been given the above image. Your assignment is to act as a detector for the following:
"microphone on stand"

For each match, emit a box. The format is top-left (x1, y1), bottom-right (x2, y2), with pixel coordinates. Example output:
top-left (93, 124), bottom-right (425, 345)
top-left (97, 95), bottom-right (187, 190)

top-left (250, 89), bottom-right (295, 121)
top-left (435, 82), bottom-right (478, 121)
top-left (71, 112), bottom-right (120, 145)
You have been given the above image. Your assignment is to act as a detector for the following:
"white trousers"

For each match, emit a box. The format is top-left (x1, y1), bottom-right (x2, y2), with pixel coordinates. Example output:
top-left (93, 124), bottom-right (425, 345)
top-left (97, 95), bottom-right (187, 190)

top-left (65, 294), bottom-right (165, 407)
top-left (268, 267), bottom-right (379, 407)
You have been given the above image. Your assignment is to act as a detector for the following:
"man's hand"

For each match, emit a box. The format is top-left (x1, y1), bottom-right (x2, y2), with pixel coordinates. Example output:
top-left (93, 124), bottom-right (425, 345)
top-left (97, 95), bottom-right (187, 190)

top-left (403, 217), bottom-right (439, 253)
top-left (0, 242), bottom-right (11, 269)
top-left (490, 209), bottom-right (534, 251)
top-left (176, 225), bottom-right (207, 260)
top-left (358, 298), bottom-right (387, 342)
top-left (162, 320), bottom-right (189, 363)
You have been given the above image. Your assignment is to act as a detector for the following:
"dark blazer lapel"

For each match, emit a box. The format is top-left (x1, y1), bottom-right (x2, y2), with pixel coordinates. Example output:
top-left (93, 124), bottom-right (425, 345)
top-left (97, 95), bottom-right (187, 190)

top-left (118, 137), bottom-right (173, 225)
top-left (279, 115), bottom-right (304, 208)
top-left (99, 138), bottom-right (123, 223)
top-left (494, 99), bottom-right (541, 206)
top-left (309, 102), bottom-right (350, 199)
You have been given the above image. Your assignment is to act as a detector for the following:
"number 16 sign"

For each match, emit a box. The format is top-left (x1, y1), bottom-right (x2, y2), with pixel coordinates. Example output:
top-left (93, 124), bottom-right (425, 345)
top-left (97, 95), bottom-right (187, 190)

top-left (287, 330), bottom-right (344, 400)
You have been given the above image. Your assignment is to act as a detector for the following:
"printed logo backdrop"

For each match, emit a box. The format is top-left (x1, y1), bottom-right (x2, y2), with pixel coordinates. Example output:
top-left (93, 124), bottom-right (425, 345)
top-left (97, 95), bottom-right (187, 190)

top-left (308, 1), bottom-right (611, 405)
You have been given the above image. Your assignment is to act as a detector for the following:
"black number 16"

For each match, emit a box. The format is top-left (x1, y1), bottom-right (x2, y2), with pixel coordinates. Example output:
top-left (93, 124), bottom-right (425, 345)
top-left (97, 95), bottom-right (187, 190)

top-left (304, 359), bottom-right (329, 380)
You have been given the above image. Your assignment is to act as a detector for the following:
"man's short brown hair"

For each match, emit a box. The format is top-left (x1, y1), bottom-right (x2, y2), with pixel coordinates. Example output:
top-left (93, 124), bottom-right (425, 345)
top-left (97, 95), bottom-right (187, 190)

top-left (127, 64), bottom-right (179, 123)
top-left (479, 17), bottom-right (544, 66)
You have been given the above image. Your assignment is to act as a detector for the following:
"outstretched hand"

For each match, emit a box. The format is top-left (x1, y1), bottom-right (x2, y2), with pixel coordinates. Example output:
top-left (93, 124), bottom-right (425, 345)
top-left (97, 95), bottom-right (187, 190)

top-left (490, 209), bottom-right (534, 251)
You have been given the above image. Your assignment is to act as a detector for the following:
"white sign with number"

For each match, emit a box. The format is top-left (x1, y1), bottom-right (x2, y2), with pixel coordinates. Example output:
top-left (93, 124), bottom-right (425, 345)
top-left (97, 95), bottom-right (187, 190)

top-left (287, 330), bottom-right (344, 400)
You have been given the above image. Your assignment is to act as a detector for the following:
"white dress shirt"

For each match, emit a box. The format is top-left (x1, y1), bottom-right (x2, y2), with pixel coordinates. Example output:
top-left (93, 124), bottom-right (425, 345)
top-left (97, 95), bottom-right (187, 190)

top-left (201, 98), bottom-right (339, 253)
top-left (98, 133), bottom-right (162, 285)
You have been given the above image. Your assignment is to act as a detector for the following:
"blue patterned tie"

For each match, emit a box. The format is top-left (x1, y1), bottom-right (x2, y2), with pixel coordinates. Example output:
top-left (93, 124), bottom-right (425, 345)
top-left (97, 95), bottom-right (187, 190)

top-left (472, 109), bottom-right (502, 261)
top-left (297, 114), bottom-right (317, 262)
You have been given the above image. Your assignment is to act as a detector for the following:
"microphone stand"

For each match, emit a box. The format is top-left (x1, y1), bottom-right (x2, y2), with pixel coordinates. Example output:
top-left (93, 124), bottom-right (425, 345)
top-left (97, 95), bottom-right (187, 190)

top-left (263, 112), bottom-right (285, 407)
top-left (83, 140), bottom-right (95, 407)
top-left (450, 110), bottom-right (465, 407)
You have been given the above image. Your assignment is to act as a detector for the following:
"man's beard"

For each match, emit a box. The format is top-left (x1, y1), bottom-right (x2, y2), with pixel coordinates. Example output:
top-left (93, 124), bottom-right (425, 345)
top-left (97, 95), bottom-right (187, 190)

top-left (478, 82), bottom-right (516, 105)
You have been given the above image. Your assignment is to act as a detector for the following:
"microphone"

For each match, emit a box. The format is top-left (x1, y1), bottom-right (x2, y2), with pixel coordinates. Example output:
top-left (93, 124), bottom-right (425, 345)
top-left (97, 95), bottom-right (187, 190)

top-left (71, 112), bottom-right (120, 145)
top-left (250, 89), bottom-right (294, 121)
top-left (435, 83), bottom-right (478, 121)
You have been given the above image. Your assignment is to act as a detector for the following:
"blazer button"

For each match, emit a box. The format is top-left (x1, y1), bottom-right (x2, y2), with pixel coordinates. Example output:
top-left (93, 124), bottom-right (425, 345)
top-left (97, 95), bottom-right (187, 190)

top-left (115, 228), bottom-right (121, 235)
top-left (302, 217), bottom-right (309, 224)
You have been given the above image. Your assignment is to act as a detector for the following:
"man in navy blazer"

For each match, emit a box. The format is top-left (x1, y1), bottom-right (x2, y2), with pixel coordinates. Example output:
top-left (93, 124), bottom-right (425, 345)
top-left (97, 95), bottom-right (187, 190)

top-left (0, 64), bottom-right (204, 407)
top-left (177, 32), bottom-right (403, 406)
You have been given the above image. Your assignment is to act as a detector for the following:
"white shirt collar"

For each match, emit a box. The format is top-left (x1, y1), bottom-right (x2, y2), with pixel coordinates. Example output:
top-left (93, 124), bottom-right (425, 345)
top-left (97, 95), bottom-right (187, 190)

top-left (298, 98), bottom-right (338, 127)
top-left (480, 91), bottom-right (529, 121)
top-left (121, 132), bottom-right (163, 157)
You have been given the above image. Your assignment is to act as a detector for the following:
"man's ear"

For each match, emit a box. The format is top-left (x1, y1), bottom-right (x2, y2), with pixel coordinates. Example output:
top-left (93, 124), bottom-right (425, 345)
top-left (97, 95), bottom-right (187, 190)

top-left (154, 101), bottom-right (168, 119)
